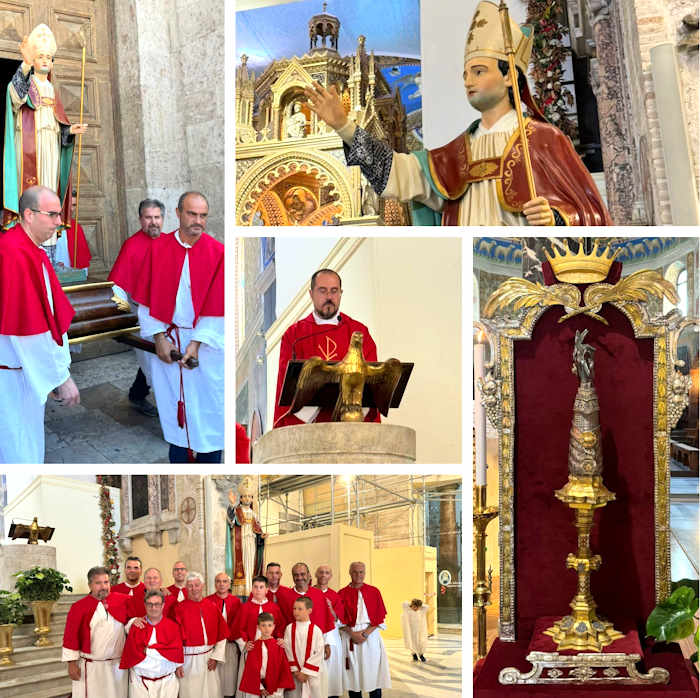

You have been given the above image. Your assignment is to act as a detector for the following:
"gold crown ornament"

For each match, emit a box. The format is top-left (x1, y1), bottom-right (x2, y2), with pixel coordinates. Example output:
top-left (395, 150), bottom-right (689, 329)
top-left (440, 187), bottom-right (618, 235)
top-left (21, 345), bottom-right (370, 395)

top-left (545, 239), bottom-right (620, 284)
top-left (465, 1), bottom-right (534, 74)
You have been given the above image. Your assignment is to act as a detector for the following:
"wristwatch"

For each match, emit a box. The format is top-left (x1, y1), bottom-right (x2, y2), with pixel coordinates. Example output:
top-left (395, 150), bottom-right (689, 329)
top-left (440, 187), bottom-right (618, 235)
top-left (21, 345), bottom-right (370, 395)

top-left (361, 631), bottom-right (368, 638)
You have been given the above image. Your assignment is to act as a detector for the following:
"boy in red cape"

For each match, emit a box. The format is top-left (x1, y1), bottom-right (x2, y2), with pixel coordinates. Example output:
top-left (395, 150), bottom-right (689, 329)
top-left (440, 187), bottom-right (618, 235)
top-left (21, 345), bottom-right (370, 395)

top-left (120, 589), bottom-right (184, 698)
top-left (338, 561), bottom-right (391, 697)
top-left (239, 612), bottom-right (295, 698)
top-left (132, 191), bottom-right (224, 463)
top-left (206, 572), bottom-right (242, 698)
top-left (283, 597), bottom-right (326, 698)
top-left (61, 566), bottom-right (128, 698)
top-left (108, 198), bottom-right (166, 418)
top-left (273, 269), bottom-right (380, 428)
top-left (0, 186), bottom-right (79, 464)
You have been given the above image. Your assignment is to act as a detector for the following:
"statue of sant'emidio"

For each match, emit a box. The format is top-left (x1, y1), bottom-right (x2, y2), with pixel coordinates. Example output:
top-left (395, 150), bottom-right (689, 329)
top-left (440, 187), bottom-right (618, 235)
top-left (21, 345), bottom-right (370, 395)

top-left (3, 24), bottom-right (87, 234)
top-left (225, 476), bottom-right (267, 596)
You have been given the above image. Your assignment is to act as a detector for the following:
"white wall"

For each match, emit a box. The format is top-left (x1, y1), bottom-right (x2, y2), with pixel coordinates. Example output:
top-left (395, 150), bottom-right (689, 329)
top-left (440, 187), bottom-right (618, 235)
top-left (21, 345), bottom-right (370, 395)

top-left (266, 237), bottom-right (462, 464)
top-left (3, 476), bottom-right (121, 594)
top-left (421, 1), bottom-right (527, 149)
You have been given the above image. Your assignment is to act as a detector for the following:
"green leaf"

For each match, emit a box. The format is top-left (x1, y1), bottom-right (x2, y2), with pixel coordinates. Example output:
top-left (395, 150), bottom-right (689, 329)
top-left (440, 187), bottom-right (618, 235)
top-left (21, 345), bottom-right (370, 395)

top-left (646, 586), bottom-right (698, 642)
top-left (672, 578), bottom-right (700, 598)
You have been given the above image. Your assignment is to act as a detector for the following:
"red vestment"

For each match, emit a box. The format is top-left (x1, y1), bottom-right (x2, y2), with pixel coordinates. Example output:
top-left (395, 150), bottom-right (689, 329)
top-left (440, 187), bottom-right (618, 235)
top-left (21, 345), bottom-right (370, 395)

top-left (277, 586), bottom-right (335, 633)
top-left (236, 422), bottom-right (250, 463)
top-left (316, 586), bottom-right (346, 625)
top-left (248, 585), bottom-right (293, 607)
top-left (65, 220), bottom-right (91, 268)
top-left (338, 583), bottom-right (387, 627)
top-left (131, 231), bottom-right (224, 326)
top-left (205, 592), bottom-right (242, 638)
top-left (231, 599), bottom-right (285, 641)
top-left (429, 119), bottom-right (613, 226)
top-left (166, 584), bottom-right (188, 602)
top-left (273, 312), bottom-right (380, 428)
top-left (119, 616), bottom-right (184, 669)
top-left (127, 590), bottom-right (177, 621)
top-left (238, 637), bottom-right (295, 695)
top-left (112, 581), bottom-right (145, 597)
top-left (174, 598), bottom-right (229, 646)
top-left (0, 223), bottom-right (74, 345)
top-left (288, 622), bottom-right (321, 673)
top-left (107, 230), bottom-right (158, 296)
top-left (62, 593), bottom-right (129, 654)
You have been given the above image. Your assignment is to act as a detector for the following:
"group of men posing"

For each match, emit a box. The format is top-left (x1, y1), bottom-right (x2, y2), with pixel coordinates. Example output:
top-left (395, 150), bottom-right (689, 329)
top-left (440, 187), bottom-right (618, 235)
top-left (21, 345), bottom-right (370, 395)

top-left (62, 557), bottom-right (391, 698)
top-left (0, 186), bottom-right (224, 464)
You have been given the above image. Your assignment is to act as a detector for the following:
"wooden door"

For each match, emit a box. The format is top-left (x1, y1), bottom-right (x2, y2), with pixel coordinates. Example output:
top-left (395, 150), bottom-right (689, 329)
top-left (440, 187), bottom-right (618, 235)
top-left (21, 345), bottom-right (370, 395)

top-left (0, 0), bottom-right (124, 277)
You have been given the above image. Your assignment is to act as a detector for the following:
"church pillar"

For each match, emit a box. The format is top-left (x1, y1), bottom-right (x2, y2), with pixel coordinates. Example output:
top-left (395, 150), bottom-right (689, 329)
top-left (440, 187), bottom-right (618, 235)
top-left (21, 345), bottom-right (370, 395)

top-left (586, 0), bottom-right (638, 224)
top-left (437, 482), bottom-right (461, 623)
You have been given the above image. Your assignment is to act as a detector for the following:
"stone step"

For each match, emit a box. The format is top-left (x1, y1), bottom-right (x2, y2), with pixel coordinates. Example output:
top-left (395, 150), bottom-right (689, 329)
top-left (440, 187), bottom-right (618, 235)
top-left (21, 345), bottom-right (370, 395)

top-left (0, 667), bottom-right (70, 698)
top-left (11, 629), bottom-right (63, 648)
top-left (5, 643), bottom-right (60, 663)
top-left (0, 654), bottom-right (64, 681)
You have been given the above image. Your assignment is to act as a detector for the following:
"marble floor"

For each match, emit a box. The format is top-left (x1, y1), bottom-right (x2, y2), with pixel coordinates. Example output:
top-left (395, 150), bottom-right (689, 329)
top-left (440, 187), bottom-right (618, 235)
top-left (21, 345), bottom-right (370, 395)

top-left (44, 349), bottom-right (168, 463)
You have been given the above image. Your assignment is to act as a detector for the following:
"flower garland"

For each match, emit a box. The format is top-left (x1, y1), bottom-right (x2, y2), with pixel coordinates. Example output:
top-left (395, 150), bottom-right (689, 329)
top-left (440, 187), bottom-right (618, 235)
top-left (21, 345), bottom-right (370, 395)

top-left (526, 0), bottom-right (577, 140)
top-left (97, 475), bottom-right (120, 585)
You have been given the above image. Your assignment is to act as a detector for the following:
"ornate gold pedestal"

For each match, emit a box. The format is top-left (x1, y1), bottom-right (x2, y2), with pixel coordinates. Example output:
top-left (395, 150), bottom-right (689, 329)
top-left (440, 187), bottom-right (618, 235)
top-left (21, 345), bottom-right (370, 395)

top-left (30, 600), bottom-right (55, 647)
top-left (499, 651), bottom-right (670, 685)
top-left (0, 623), bottom-right (15, 665)
top-left (544, 474), bottom-right (623, 651)
top-left (473, 485), bottom-right (498, 660)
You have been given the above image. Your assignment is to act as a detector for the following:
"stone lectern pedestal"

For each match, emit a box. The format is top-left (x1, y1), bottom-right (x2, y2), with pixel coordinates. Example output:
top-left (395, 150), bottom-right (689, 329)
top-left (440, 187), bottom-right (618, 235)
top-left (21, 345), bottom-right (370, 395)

top-left (0, 544), bottom-right (56, 591)
top-left (253, 423), bottom-right (416, 463)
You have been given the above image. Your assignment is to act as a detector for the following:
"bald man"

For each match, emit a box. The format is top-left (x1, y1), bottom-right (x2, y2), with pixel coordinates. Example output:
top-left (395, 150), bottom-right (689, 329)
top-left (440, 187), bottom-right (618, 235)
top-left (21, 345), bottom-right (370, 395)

top-left (314, 565), bottom-right (346, 698)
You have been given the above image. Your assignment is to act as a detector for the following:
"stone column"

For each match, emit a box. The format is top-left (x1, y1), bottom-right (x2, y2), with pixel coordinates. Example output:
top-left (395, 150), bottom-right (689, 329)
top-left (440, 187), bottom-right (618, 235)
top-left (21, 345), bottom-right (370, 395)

top-left (437, 482), bottom-right (461, 624)
top-left (587, 0), bottom-right (638, 224)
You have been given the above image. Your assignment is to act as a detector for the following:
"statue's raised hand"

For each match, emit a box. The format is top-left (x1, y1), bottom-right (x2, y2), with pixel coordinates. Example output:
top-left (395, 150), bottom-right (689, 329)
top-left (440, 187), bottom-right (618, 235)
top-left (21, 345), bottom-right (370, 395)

top-left (303, 81), bottom-right (346, 130)
top-left (20, 36), bottom-right (32, 65)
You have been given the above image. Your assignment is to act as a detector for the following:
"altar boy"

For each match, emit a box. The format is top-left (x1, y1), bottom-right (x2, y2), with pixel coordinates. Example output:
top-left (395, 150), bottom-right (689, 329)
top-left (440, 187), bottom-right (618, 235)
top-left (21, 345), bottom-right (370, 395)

top-left (284, 597), bottom-right (325, 698)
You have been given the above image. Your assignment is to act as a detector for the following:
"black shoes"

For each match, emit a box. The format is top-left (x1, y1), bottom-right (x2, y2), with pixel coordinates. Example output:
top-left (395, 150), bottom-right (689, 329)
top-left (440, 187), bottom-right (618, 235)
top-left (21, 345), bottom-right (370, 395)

top-left (412, 653), bottom-right (418, 661)
top-left (130, 397), bottom-right (158, 417)
top-left (419, 655), bottom-right (426, 662)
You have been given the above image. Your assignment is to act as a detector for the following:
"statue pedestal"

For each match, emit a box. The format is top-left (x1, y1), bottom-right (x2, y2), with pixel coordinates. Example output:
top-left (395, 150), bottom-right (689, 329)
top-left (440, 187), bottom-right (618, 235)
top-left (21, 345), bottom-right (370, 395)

top-left (0, 544), bottom-right (56, 591)
top-left (254, 423), bottom-right (416, 463)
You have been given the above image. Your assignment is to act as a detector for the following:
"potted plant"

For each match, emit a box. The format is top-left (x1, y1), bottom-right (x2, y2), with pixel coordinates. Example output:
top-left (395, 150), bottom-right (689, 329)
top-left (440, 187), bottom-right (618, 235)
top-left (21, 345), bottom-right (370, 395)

top-left (14, 566), bottom-right (72, 647)
top-left (0, 590), bottom-right (26, 665)
top-left (646, 579), bottom-right (699, 669)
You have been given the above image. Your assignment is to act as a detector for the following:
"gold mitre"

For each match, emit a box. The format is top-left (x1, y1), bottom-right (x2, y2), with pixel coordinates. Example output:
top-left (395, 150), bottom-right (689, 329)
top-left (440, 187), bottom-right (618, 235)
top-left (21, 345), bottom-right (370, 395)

top-left (238, 476), bottom-right (255, 498)
top-left (545, 239), bottom-right (621, 284)
top-left (28, 24), bottom-right (57, 57)
top-left (465, 1), bottom-right (533, 75)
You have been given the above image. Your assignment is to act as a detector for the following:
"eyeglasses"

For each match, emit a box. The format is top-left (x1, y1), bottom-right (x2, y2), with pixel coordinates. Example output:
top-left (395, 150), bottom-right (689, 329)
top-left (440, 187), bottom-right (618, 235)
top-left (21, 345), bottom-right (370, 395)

top-left (30, 209), bottom-right (63, 220)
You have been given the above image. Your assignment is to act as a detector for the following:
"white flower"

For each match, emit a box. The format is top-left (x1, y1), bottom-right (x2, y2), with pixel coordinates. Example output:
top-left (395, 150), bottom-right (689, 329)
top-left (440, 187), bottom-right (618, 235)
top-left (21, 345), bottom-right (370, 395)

top-left (551, 112), bottom-right (561, 121)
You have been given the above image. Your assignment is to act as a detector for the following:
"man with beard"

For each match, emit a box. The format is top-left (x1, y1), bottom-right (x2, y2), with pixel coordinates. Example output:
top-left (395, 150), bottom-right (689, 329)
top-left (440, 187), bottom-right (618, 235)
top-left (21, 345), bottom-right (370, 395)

top-left (313, 565), bottom-right (346, 698)
top-left (120, 589), bottom-right (184, 698)
top-left (108, 198), bottom-right (166, 417)
top-left (167, 561), bottom-right (188, 603)
top-left (265, 562), bottom-right (292, 605)
top-left (132, 191), bottom-right (224, 462)
top-left (112, 556), bottom-right (145, 597)
top-left (174, 572), bottom-right (229, 698)
top-left (273, 269), bottom-right (379, 428)
top-left (305, 1), bottom-right (610, 227)
top-left (62, 566), bottom-right (129, 698)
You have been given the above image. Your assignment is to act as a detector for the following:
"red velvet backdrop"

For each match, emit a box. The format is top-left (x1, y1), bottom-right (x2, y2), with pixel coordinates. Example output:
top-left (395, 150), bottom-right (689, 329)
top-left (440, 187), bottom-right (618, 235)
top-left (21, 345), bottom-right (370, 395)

top-left (513, 303), bottom-right (655, 638)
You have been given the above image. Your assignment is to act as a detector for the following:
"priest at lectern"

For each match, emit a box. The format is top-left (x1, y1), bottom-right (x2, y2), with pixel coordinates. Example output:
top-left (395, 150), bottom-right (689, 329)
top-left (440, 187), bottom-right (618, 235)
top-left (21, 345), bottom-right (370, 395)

top-left (273, 268), bottom-right (380, 428)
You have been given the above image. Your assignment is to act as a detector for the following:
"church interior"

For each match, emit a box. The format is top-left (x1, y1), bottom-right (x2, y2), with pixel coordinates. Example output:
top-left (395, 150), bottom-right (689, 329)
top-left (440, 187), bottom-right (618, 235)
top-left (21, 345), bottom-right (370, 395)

top-left (0, 473), bottom-right (462, 697)
top-left (472, 237), bottom-right (699, 694)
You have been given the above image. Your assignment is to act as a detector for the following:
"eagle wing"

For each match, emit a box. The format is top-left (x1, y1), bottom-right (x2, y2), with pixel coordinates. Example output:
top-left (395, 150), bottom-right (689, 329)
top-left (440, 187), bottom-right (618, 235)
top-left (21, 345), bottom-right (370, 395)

top-left (288, 357), bottom-right (341, 415)
top-left (365, 359), bottom-right (403, 417)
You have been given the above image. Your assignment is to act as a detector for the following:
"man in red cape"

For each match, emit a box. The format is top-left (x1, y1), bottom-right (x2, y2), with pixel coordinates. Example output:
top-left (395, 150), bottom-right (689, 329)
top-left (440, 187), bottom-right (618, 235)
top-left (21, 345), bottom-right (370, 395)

top-left (0, 186), bottom-right (79, 464)
top-left (338, 561), bottom-right (391, 698)
top-left (61, 566), bottom-right (129, 698)
top-left (55, 191), bottom-right (91, 270)
top-left (167, 561), bottom-right (189, 603)
top-left (120, 589), bottom-right (183, 698)
top-left (305, 1), bottom-right (611, 227)
top-left (205, 572), bottom-right (242, 698)
top-left (314, 564), bottom-right (346, 698)
top-left (126, 567), bottom-right (178, 621)
top-left (277, 563), bottom-right (335, 636)
top-left (108, 198), bottom-right (166, 418)
top-left (174, 573), bottom-right (229, 698)
top-left (132, 191), bottom-right (224, 463)
top-left (263, 562), bottom-right (292, 605)
top-left (273, 269), bottom-right (379, 428)
top-left (111, 555), bottom-right (145, 597)
top-left (232, 576), bottom-right (286, 648)
top-left (239, 612), bottom-right (295, 697)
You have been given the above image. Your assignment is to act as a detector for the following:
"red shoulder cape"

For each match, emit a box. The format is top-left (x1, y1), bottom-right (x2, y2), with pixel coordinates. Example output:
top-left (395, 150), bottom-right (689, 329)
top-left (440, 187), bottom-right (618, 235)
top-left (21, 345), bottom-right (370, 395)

top-left (63, 593), bottom-right (128, 654)
top-left (427, 119), bottom-right (612, 226)
top-left (126, 590), bottom-right (177, 620)
top-left (0, 223), bottom-right (74, 344)
top-left (339, 583), bottom-right (386, 627)
top-left (119, 616), bottom-right (184, 669)
top-left (107, 230), bottom-right (155, 296)
top-left (131, 231), bottom-right (224, 326)
top-left (112, 581), bottom-right (145, 597)
top-left (166, 584), bottom-right (188, 601)
top-left (205, 592), bottom-right (242, 635)
top-left (65, 221), bottom-right (91, 269)
top-left (239, 638), bottom-right (295, 694)
top-left (232, 599), bottom-right (285, 641)
top-left (273, 312), bottom-right (380, 428)
top-left (277, 587), bottom-right (335, 633)
top-left (174, 598), bottom-right (229, 645)
top-left (317, 586), bottom-right (346, 625)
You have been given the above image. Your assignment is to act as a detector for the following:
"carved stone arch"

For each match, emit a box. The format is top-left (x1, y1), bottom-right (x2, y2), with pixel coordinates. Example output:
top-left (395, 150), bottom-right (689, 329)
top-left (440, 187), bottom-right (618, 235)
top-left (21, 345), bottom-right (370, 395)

top-left (236, 149), bottom-right (356, 225)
